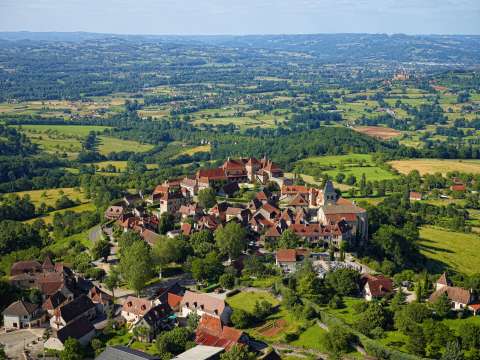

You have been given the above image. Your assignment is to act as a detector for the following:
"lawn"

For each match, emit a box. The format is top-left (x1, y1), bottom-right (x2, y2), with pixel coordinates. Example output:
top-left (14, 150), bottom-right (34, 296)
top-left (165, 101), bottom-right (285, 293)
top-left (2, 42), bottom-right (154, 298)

top-left (227, 290), bottom-right (279, 313)
top-left (227, 290), bottom-right (305, 343)
top-left (12, 187), bottom-right (88, 207)
top-left (290, 324), bottom-right (329, 351)
top-left (419, 226), bottom-right (480, 275)
top-left (389, 159), bottom-right (480, 175)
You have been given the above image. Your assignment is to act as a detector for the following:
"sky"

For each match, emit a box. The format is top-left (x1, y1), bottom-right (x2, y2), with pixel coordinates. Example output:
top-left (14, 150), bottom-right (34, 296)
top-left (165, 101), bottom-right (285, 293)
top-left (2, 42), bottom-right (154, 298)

top-left (0, 0), bottom-right (479, 35)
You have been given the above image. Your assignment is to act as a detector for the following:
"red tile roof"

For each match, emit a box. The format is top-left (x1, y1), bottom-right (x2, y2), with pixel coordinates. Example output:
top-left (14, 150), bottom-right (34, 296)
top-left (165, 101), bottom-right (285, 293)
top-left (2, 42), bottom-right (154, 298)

top-left (195, 314), bottom-right (244, 350)
top-left (122, 296), bottom-right (154, 316)
top-left (167, 293), bottom-right (183, 310)
top-left (362, 274), bottom-right (394, 298)
top-left (276, 249), bottom-right (297, 262)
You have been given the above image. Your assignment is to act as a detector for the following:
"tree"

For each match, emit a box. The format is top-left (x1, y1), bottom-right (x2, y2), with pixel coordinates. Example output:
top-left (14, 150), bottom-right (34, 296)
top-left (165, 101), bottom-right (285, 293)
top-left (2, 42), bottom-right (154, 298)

top-left (442, 341), bottom-right (465, 360)
top-left (356, 302), bottom-right (390, 336)
top-left (91, 239), bottom-right (111, 262)
top-left (230, 309), bottom-right (253, 329)
top-left (214, 222), bottom-right (246, 260)
top-left (152, 236), bottom-right (190, 277)
top-left (104, 266), bottom-right (120, 303)
top-left (277, 229), bottom-right (301, 249)
top-left (394, 303), bottom-right (432, 334)
top-left (190, 230), bottom-right (215, 257)
top-left (432, 293), bottom-right (451, 318)
top-left (158, 212), bottom-right (175, 234)
top-left (198, 188), bottom-right (216, 209)
top-left (60, 338), bottom-right (83, 360)
top-left (156, 327), bottom-right (193, 356)
top-left (325, 268), bottom-right (360, 296)
top-left (459, 323), bottom-right (480, 350)
top-left (253, 300), bottom-right (273, 321)
top-left (186, 312), bottom-right (200, 331)
top-left (219, 272), bottom-right (235, 289)
top-left (119, 240), bottom-right (153, 294)
top-left (190, 252), bottom-right (224, 283)
top-left (220, 344), bottom-right (255, 360)
top-left (407, 324), bottom-right (426, 357)
top-left (324, 325), bottom-right (355, 359)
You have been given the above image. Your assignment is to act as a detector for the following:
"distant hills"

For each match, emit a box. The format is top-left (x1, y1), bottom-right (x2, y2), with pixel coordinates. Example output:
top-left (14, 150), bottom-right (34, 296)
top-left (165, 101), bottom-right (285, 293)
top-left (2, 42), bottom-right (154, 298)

top-left (0, 32), bottom-right (479, 65)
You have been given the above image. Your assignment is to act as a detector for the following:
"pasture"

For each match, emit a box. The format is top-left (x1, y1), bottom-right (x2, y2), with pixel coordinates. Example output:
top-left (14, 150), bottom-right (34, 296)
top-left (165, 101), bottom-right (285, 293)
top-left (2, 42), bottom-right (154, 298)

top-left (16, 124), bottom-right (154, 156)
top-left (295, 154), bottom-right (398, 182)
top-left (25, 202), bottom-right (96, 225)
top-left (12, 187), bottom-right (88, 207)
top-left (419, 226), bottom-right (480, 275)
top-left (389, 159), bottom-right (480, 175)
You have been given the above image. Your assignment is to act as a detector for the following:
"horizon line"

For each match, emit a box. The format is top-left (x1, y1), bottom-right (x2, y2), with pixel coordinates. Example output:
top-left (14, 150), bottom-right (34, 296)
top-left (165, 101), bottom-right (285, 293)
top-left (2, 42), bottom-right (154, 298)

top-left (1, 30), bottom-right (480, 37)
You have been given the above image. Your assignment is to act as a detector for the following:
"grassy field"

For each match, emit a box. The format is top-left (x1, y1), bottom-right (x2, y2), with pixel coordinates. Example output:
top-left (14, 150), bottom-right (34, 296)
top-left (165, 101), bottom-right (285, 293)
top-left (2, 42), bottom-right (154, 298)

top-left (18, 124), bottom-right (110, 136)
top-left (12, 187), bottom-right (88, 207)
top-left (92, 161), bottom-right (158, 173)
top-left (295, 154), bottom-right (398, 182)
top-left (25, 202), bottom-right (96, 225)
top-left (290, 324), bottom-right (328, 351)
top-left (227, 290), bottom-right (280, 312)
top-left (389, 159), bottom-right (480, 175)
top-left (419, 226), bottom-right (480, 275)
top-left (16, 124), bottom-right (154, 156)
top-left (227, 290), bottom-right (305, 343)
top-left (177, 144), bottom-right (211, 156)
top-left (47, 229), bottom-right (92, 252)
top-left (97, 136), bottom-right (153, 154)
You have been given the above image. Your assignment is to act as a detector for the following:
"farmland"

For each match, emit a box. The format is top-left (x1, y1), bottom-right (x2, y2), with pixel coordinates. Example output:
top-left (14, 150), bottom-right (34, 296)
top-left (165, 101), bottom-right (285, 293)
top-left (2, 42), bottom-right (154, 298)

top-left (389, 159), bottom-right (480, 175)
top-left (294, 154), bottom-right (398, 182)
top-left (353, 126), bottom-right (402, 140)
top-left (12, 187), bottom-right (88, 207)
top-left (419, 226), bottom-right (480, 275)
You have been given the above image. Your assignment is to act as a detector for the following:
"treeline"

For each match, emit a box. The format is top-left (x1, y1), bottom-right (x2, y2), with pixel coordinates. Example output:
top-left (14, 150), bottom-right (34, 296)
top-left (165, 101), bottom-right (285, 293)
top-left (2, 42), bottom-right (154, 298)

top-left (0, 125), bottom-right (37, 156)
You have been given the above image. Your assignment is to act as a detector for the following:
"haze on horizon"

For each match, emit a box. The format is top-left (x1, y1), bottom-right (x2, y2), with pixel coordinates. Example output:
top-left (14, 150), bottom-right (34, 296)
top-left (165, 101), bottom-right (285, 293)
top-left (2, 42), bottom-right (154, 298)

top-left (0, 0), bottom-right (479, 36)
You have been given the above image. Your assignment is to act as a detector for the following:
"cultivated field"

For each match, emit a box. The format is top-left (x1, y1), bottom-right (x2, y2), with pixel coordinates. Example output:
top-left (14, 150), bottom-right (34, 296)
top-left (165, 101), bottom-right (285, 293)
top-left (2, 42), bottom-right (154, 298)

top-left (353, 126), bottom-right (402, 140)
top-left (419, 226), bottom-right (480, 275)
top-left (389, 159), bottom-right (480, 175)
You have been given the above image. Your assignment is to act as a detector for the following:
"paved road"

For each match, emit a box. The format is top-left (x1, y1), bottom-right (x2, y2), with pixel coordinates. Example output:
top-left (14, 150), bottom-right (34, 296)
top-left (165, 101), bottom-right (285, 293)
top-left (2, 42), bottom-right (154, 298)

top-left (0, 328), bottom-right (45, 359)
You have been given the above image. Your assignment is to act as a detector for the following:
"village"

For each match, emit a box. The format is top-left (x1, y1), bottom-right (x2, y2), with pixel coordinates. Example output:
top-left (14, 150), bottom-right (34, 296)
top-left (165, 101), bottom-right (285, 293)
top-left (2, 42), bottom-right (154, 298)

top-left (2, 157), bottom-right (480, 360)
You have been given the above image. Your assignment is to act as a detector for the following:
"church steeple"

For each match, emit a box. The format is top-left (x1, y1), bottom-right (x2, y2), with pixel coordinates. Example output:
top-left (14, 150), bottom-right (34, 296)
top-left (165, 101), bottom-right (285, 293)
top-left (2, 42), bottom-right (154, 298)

top-left (323, 180), bottom-right (337, 205)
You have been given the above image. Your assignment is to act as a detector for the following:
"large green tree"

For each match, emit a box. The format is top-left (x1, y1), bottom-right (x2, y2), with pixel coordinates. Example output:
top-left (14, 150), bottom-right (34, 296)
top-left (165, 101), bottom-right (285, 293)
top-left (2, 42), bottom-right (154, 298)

top-left (119, 240), bottom-right (153, 294)
top-left (197, 188), bottom-right (217, 209)
top-left (214, 222), bottom-right (246, 260)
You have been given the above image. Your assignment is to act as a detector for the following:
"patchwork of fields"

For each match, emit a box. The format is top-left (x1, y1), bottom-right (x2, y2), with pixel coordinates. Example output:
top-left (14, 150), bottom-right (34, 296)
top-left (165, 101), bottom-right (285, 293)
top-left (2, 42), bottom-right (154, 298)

top-left (389, 159), bottom-right (480, 175)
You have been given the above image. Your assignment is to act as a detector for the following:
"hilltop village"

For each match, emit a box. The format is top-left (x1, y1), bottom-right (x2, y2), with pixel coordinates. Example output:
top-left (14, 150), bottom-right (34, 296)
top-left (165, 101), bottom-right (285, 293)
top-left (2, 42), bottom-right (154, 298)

top-left (3, 157), bottom-right (480, 360)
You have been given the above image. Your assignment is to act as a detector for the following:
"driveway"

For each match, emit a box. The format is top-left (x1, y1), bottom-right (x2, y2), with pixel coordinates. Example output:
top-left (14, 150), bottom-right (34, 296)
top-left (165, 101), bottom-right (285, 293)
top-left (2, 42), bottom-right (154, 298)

top-left (0, 328), bottom-right (45, 359)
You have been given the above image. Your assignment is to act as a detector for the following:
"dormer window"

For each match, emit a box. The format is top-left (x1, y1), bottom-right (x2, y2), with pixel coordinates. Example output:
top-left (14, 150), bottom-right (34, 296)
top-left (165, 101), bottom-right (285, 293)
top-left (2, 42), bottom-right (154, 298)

top-left (128, 301), bottom-right (132, 307)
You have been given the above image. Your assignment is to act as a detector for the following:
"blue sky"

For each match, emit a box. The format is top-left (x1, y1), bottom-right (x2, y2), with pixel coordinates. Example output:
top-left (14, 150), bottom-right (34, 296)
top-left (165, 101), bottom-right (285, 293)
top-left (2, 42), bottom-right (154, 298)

top-left (1, 0), bottom-right (479, 35)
